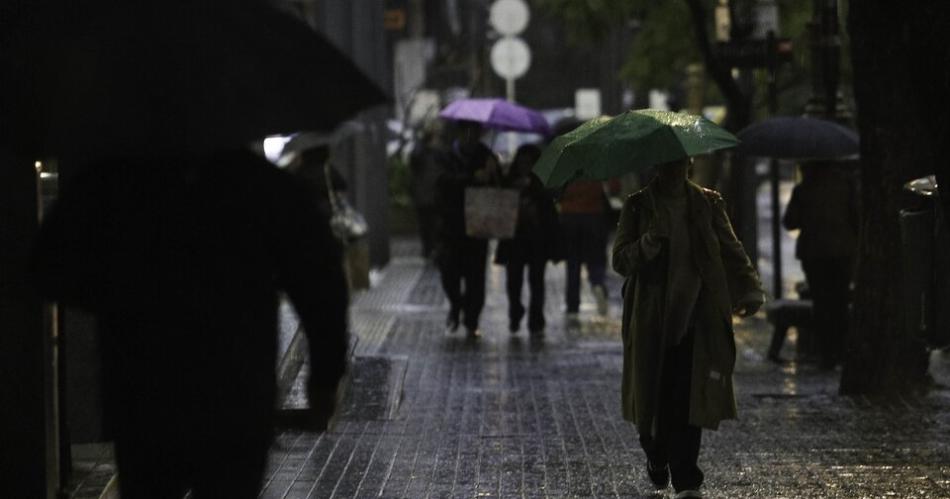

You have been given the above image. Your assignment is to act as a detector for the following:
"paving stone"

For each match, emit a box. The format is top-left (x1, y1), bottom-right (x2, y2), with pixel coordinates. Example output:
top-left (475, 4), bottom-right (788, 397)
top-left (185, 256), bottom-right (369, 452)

top-left (268, 241), bottom-right (950, 498)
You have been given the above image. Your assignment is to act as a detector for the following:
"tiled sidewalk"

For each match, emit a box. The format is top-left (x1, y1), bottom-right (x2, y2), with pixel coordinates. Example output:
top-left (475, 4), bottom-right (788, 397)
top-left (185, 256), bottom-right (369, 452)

top-left (263, 241), bottom-right (950, 499)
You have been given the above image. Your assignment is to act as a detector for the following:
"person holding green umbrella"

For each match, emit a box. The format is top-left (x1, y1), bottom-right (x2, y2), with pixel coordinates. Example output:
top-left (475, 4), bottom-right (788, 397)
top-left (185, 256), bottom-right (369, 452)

top-left (582, 111), bottom-right (765, 498)
top-left (535, 110), bottom-right (763, 497)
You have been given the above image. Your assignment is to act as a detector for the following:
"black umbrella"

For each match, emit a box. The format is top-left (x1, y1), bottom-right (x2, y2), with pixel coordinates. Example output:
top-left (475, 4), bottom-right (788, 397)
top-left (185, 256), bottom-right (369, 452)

top-left (0, 0), bottom-right (389, 160)
top-left (737, 116), bottom-right (859, 160)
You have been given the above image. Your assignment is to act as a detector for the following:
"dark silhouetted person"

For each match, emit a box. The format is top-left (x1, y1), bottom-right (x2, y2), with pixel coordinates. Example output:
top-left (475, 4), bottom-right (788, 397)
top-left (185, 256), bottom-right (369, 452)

top-left (31, 149), bottom-right (349, 499)
top-left (494, 144), bottom-right (559, 335)
top-left (435, 120), bottom-right (498, 337)
top-left (559, 179), bottom-right (611, 316)
top-left (782, 164), bottom-right (858, 369)
top-left (612, 158), bottom-right (764, 498)
top-left (409, 129), bottom-right (444, 259)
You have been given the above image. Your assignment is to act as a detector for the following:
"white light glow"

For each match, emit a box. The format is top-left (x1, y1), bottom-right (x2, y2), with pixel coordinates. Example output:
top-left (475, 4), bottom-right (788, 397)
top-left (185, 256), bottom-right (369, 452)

top-left (263, 136), bottom-right (292, 165)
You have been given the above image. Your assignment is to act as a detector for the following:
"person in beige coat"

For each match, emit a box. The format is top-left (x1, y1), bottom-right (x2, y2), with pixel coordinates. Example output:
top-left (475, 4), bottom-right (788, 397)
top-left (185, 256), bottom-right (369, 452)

top-left (612, 158), bottom-right (764, 498)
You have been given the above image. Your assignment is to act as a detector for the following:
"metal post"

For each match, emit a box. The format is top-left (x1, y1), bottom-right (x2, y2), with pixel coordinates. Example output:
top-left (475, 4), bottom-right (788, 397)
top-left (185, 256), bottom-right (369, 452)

top-left (505, 77), bottom-right (515, 102)
top-left (767, 30), bottom-right (783, 299)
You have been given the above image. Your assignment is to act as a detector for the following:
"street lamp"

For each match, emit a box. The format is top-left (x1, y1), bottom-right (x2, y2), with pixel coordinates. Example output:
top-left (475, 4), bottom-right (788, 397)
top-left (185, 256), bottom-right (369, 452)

top-left (752, 0), bottom-right (786, 299)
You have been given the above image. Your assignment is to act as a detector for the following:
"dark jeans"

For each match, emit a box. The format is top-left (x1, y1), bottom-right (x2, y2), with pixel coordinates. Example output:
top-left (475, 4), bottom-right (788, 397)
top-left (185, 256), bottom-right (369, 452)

top-left (566, 259), bottom-right (606, 313)
top-left (438, 237), bottom-right (489, 330)
top-left (560, 213), bottom-right (608, 313)
top-left (802, 257), bottom-right (852, 368)
top-left (639, 330), bottom-right (704, 492)
top-left (506, 257), bottom-right (547, 331)
top-left (415, 206), bottom-right (439, 258)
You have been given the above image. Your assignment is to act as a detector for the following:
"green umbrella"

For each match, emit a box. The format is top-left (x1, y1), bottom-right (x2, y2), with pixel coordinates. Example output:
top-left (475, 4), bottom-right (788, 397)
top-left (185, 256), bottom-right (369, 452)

top-left (533, 109), bottom-right (739, 187)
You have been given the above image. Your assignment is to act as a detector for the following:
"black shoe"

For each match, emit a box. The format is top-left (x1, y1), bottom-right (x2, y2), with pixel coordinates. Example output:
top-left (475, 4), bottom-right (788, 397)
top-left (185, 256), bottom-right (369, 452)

top-left (466, 326), bottom-right (481, 339)
top-left (528, 318), bottom-right (545, 335)
top-left (674, 489), bottom-right (703, 498)
top-left (509, 308), bottom-right (524, 333)
top-left (647, 460), bottom-right (670, 490)
top-left (446, 309), bottom-right (460, 332)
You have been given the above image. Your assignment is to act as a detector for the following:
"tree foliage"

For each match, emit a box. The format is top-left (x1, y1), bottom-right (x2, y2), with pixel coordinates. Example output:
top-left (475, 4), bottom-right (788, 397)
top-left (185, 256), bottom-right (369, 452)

top-left (532, 0), bottom-right (637, 44)
top-left (535, 0), bottom-right (821, 123)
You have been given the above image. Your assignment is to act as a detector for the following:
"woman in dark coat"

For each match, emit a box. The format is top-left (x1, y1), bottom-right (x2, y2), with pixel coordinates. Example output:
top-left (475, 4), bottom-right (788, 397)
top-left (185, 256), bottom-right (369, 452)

top-left (495, 144), bottom-right (559, 334)
top-left (782, 164), bottom-right (859, 368)
top-left (435, 120), bottom-right (499, 336)
top-left (612, 158), bottom-right (764, 497)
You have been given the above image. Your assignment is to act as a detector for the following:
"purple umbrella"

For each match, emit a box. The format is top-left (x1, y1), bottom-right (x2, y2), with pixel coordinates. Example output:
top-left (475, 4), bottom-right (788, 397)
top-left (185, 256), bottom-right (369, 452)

top-left (439, 98), bottom-right (551, 135)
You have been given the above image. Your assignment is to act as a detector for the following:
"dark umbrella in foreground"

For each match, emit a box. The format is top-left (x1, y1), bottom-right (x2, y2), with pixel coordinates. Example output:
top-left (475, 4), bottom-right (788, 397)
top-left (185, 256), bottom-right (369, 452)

top-left (0, 0), bottom-right (389, 161)
top-left (439, 98), bottom-right (551, 135)
top-left (737, 116), bottom-right (859, 159)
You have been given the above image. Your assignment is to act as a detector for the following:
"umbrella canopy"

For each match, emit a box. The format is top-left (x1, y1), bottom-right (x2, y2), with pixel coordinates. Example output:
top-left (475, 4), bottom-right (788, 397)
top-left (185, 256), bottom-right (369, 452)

top-left (0, 0), bottom-right (389, 161)
top-left (533, 109), bottom-right (738, 188)
top-left (736, 116), bottom-right (859, 160)
top-left (439, 98), bottom-right (551, 135)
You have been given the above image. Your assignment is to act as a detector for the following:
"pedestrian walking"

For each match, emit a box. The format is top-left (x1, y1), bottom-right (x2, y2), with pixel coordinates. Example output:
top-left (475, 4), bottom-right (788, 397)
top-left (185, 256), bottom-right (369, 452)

top-left (782, 164), bottom-right (859, 368)
top-left (494, 144), bottom-right (559, 335)
top-left (31, 149), bottom-right (349, 499)
top-left (409, 128), bottom-right (444, 260)
top-left (559, 179), bottom-right (611, 315)
top-left (435, 120), bottom-right (499, 337)
top-left (612, 158), bottom-right (764, 498)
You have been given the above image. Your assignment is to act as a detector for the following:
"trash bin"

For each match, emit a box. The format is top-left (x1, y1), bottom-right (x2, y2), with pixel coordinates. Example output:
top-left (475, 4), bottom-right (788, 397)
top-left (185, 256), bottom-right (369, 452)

top-left (901, 174), bottom-right (947, 347)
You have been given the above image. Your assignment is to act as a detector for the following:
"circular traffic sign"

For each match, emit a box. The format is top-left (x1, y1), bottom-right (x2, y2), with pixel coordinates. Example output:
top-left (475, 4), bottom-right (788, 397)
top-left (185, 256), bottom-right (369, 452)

top-left (490, 36), bottom-right (531, 80)
top-left (489, 0), bottom-right (530, 36)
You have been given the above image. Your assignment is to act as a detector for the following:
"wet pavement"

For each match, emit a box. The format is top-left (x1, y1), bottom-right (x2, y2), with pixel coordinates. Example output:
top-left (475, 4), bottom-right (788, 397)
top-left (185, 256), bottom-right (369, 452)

top-left (263, 239), bottom-right (950, 498)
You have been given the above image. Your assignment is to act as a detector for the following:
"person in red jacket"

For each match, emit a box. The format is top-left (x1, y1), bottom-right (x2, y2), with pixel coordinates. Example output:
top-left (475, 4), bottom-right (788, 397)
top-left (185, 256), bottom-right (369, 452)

top-left (560, 179), bottom-right (612, 315)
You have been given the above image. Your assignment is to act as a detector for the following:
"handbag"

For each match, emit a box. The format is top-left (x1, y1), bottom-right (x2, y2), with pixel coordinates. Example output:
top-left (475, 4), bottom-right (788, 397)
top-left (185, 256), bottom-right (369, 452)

top-left (464, 186), bottom-right (519, 239)
top-left (325, 163), bottom-right (368, 243)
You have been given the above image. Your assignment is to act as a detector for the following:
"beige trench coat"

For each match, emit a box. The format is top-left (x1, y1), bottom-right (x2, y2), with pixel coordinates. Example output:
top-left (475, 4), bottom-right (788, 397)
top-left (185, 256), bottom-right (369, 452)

top-left (612, 180), bottom-right (763, 433)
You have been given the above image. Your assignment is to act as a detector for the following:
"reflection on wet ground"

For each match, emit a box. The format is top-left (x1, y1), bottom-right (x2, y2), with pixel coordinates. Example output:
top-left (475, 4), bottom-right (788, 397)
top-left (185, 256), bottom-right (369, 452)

top-left (266, 241), bottom-right (950, 498)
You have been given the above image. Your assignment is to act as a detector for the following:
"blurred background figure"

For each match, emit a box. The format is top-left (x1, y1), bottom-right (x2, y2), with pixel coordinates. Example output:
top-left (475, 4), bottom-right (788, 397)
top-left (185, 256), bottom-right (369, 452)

top-left (782, 163), bottom-right (859, 369)
top-left (408, 126), bottom-right (444, 260)
top-left (559, 178), bottom-right (611, 316)
top-left (494, 144), bottom-right (559, 336)
top-left (435, 120), bottom-right (499, 337)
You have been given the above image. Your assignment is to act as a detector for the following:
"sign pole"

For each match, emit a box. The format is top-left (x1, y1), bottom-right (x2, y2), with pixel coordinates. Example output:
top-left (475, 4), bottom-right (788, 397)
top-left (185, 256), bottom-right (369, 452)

top-left (767, 30), bottom-right (783, 299)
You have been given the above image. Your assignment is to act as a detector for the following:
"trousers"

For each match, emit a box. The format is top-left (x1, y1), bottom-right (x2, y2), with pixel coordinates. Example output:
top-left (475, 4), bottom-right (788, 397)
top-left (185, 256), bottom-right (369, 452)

top-left (639, 329), bottom-right (704, 492)
top-left (506, 256), bottom-right (547, 331)
top-left (438, 236), bottom-right (489, 330)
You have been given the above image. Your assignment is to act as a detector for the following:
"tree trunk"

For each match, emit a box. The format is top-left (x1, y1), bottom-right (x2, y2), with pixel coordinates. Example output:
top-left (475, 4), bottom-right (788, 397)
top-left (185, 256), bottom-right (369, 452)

top-left (683, 0), bottom-right (752, 133)
top-left (839, 0), bottom-right (937, 394)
